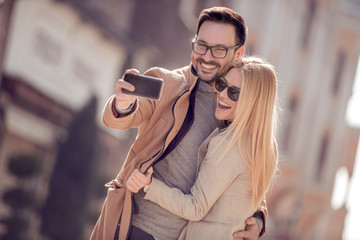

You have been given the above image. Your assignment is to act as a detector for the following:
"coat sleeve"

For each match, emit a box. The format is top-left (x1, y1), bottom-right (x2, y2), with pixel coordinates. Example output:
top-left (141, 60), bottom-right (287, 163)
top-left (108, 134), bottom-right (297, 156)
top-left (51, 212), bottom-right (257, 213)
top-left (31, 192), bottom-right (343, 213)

top-left (102, 95), bottom-right (154, 130)
top-left (144, 136), bottom-right (242, 221)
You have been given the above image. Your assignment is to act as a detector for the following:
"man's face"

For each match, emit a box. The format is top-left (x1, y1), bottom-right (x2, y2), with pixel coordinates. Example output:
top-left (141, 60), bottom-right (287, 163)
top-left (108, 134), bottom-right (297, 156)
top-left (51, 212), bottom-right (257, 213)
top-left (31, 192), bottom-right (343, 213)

top-left (191, 21), bottom-right (244, 82)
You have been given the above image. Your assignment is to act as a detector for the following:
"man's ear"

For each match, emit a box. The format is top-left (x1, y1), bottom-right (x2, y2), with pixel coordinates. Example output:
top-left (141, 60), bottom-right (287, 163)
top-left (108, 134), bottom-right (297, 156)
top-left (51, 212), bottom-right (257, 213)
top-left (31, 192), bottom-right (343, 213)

top-left (235, 46), bottom-right (245, 60)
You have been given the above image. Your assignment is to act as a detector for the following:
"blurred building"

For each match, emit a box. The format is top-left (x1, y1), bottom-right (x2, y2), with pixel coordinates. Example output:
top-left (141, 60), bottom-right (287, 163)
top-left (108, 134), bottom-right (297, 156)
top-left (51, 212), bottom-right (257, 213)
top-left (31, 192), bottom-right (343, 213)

top-left (0, 0), bottom-right (221, 238)
top-left (2, 0), bottom-right (359, 239)
top-left (233, 0), bottom-right (360, 239)
top-left (0, 0), bottom-right (130, 238)
top-left (0, 0), bottom-right (13, 74)
top-left (0, 0), bottom-right (15, 149)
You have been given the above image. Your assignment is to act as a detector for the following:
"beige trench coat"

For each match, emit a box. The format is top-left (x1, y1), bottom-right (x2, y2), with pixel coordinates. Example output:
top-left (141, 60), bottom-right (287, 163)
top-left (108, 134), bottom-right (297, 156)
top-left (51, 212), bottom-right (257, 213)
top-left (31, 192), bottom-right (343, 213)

top-left (144, 128), bottom-right (264, 240)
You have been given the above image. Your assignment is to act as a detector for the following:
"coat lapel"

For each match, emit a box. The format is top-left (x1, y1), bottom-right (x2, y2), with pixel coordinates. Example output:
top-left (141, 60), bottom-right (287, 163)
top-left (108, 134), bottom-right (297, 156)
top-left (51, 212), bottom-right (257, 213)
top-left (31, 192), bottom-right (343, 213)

top-left (196, 128), bottom-right (220, 173)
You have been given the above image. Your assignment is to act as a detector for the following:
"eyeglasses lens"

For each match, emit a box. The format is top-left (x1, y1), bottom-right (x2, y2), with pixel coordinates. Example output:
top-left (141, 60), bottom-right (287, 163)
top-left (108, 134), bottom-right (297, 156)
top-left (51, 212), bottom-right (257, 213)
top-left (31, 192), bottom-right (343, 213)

top-left (193, 42), bottom-right (227, 59)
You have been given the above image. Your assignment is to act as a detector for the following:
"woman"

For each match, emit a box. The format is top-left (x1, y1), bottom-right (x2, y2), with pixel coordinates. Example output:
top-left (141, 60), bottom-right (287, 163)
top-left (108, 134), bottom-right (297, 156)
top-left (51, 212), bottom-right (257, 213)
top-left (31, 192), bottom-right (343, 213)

top-left (126, 57), bottom-right (278, 240)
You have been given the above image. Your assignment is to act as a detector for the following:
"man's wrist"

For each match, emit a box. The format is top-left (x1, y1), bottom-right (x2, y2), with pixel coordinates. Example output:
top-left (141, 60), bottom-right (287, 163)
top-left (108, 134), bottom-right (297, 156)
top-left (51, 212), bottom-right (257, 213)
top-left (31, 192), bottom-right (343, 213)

top-left (112, 98), bottom-right (135, 116)
top-left (116, 101), bottom-right (135, 114)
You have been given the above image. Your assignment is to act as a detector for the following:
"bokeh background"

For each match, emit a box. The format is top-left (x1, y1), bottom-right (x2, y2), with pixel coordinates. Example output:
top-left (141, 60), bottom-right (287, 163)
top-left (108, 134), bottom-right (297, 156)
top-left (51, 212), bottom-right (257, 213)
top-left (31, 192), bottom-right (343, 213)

top-left (0, 0), bottom-right (360, 239)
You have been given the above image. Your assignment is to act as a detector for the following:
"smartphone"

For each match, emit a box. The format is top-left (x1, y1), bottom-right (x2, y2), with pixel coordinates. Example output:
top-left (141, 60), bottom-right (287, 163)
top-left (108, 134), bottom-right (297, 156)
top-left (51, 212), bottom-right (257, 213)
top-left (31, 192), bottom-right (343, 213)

top-left (123, 73), bottom-right (164, 100)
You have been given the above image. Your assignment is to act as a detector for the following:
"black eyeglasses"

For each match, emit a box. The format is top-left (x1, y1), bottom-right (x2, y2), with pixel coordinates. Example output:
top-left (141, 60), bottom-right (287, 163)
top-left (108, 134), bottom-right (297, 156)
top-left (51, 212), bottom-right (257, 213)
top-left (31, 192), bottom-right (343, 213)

top-left (215, 77), bottom-right (241, 101)
top-left (192, 40), bottom-right (240, 59)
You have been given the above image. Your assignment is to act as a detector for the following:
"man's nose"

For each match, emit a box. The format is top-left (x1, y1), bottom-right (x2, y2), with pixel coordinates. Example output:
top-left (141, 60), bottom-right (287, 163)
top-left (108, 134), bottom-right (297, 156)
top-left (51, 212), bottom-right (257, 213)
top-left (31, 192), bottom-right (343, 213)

top-left (202, 49), bottom-right (215, 61)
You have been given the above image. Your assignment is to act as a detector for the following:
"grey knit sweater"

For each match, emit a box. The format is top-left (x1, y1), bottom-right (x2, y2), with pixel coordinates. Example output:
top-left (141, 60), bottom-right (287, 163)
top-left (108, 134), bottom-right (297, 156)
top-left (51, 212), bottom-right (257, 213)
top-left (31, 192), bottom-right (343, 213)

top-left (132, 80), bottom-right (220, 240)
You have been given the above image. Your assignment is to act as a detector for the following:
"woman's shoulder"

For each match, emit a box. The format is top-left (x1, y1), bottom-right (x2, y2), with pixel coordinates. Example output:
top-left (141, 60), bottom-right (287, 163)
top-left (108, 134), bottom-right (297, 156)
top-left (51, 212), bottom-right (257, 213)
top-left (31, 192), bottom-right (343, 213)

top-left (207, 129), bottom-right (247, 169)
top-left (207, 131), bottom-right (238, 159)
top-left (209, 128), bottom-right (234, 145)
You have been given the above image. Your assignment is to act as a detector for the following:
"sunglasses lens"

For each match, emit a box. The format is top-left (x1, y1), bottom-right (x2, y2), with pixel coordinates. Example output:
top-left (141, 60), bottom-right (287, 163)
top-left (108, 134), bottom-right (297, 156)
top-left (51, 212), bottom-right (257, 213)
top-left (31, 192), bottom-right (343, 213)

top-left (215, 78), bottom-right (240, 101)
top-left (228, 87), bottom-right (240, 101)
top-left (215, 78), bottom-right (227, 92)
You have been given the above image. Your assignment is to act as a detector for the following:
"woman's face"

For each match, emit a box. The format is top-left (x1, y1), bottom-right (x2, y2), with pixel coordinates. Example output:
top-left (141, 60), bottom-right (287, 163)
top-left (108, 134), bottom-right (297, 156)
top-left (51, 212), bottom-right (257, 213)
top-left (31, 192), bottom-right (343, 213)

top-left (215, 68), bottom-right (242, 121)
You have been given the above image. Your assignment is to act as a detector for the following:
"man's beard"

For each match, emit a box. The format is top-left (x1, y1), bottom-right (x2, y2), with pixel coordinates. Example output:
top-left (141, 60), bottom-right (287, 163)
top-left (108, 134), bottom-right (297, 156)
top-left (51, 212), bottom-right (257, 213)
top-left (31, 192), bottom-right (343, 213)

top-left (194, 57), bottom-right (234, 83)
top-left (195, 58), bottom-right (220, 83)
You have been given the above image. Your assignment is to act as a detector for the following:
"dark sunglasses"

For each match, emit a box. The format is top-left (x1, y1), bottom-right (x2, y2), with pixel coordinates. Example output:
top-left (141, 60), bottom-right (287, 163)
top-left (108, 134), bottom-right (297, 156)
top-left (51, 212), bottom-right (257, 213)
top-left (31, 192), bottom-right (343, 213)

top-left (215, 77), bottom-right (241, 101)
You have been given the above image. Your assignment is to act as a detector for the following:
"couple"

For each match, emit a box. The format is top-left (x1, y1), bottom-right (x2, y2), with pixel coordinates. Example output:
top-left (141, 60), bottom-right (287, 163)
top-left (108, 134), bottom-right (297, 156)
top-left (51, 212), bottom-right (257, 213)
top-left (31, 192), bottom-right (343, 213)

top-left (91, 6), bottom-right (277, 240)
top-left (126, 57), bottom-right (278, 240)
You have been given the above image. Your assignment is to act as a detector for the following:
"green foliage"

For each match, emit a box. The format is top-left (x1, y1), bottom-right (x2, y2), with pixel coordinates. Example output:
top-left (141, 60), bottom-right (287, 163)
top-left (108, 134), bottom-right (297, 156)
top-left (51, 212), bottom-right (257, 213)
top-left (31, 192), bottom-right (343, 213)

top-left (7, 154), bottom-right (42, 179)
top-left (0, 215), bottom-right (29, 240)
top-left (2, 188), bottom-right (37, 209)
top-left (0, 153), bottom-right (42, 240)
top-left (41, 96), bottom-right (99, 240)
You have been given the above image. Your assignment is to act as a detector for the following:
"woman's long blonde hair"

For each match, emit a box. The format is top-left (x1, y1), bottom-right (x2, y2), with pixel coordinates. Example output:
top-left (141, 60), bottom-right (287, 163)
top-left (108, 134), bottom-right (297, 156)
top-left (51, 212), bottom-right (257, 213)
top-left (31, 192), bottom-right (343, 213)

top-left (221, 57), bottom-right (278, 207)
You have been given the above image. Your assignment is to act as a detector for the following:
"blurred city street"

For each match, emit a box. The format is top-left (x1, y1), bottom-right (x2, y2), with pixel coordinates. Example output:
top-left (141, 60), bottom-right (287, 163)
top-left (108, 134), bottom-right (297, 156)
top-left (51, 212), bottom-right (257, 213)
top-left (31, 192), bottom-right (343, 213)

top-left (0, 0), bottom-right (360, 239)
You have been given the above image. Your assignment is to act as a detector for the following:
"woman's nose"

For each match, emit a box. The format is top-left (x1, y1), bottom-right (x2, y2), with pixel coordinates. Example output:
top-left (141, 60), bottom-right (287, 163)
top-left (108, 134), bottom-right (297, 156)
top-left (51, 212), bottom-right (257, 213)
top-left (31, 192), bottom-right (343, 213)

top-left (219, 88), bottom-right (228, 98)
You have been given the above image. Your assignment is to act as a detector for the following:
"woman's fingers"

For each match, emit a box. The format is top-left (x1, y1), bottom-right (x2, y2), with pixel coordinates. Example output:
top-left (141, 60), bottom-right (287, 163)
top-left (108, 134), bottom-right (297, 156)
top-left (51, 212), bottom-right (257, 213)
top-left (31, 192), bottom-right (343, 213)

top-left (126, 169), bottom-right (152, 193)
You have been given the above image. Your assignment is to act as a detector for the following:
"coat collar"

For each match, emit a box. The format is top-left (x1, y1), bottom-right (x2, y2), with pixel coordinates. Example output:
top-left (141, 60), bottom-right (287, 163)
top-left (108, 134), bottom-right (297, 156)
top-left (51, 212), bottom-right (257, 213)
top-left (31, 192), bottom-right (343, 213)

top-left (186, 64), bottom-right (199, 91)
top-left (196, 128), bottom-right (221, 172)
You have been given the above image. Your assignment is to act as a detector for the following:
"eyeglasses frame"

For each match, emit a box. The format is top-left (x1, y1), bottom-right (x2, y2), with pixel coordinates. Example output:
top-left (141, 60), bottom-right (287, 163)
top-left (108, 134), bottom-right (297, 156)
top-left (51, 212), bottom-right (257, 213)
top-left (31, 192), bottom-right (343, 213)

top-left (192, 39), bottom-right (241, 59)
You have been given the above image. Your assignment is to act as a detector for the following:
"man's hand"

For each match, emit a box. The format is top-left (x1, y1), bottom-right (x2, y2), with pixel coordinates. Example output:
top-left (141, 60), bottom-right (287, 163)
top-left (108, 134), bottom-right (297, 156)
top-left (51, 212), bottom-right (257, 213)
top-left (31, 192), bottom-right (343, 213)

top-left (114, 69), bottom-right (139, 111)
top-left (126, 168), bottom-right (153, 193)
top-left (233, 217), bottom-right (260, 240)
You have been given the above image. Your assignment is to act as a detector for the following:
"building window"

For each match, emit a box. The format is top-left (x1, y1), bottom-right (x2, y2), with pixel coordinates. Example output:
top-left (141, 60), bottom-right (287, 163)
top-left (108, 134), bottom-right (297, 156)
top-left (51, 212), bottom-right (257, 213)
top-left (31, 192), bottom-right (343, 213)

top-left (283, 94), bottom-right (299, 152)
top-left (332, 50), bottom-right (346, 96)
top-left (33, 28), bottom-right (63, 66)
top-left (246, 41), bottom-right (256, 56)
top-left (316, 133), bottom-right (329, 181)
top-left (301, 0), bottom-right (317, 49)
top-left (0, 105), bottom-right (4, 147)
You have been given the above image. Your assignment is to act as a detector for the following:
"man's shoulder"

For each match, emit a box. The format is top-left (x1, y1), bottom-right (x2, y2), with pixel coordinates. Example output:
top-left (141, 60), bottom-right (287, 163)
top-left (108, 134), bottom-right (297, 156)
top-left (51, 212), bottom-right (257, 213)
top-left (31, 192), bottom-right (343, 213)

top-left (144, 65), bottom-right (190, 80)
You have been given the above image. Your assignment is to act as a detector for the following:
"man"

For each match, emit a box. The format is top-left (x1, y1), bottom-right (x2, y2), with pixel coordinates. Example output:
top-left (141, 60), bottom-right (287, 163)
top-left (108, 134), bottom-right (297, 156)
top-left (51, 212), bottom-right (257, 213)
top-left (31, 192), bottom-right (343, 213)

top-left (91, 6), bottom-right (267, 240)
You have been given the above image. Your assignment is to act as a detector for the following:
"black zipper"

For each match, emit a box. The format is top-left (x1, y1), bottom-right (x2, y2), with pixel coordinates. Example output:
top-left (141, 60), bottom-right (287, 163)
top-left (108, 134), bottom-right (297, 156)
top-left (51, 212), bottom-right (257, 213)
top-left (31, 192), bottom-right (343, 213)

top-left (125, 76), bottom-right (199, 238)
top-left (121, 88), bottom-right (190, 240)
top-left (139, 87), bottom-right (190, 171)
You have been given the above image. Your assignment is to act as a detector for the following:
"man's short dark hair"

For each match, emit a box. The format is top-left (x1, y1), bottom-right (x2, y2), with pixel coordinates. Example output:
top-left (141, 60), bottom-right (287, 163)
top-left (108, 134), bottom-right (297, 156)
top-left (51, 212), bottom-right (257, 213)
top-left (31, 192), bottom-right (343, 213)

top-left (196, 6), bottom-right (247, 46)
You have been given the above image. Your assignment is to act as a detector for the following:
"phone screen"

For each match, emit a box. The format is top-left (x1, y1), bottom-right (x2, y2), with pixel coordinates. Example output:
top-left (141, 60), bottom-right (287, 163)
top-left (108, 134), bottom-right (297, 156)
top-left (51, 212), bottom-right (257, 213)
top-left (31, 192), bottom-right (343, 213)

top-left (123, 73), bottom-right (164, 100)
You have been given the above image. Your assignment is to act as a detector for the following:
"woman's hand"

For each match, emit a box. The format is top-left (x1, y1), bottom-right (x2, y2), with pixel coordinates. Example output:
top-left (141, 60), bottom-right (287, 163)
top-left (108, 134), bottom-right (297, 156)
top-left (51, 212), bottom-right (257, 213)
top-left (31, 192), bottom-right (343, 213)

top-left (126, 167), bottom-right (153, 193)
